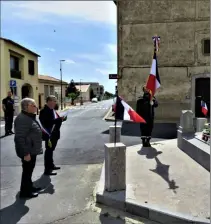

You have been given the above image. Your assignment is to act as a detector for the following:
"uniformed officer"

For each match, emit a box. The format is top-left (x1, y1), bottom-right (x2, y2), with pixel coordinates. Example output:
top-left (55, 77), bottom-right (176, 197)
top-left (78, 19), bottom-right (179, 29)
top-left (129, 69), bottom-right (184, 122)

top-left (136, 86), bottom-right (158, 147)
top-left (2, 91), bottom-right (15, 136)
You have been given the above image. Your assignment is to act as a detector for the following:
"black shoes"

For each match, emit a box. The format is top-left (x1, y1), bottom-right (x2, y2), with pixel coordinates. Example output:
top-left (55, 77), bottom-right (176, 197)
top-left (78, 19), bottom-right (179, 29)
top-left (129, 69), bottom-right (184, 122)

top-left (19, 192), bottom-right (38, 199)
top-left (9, 131), bottom-right (14, 134)
top-left (52, 166), bottom-right (60, 170)
top-left (44, 171), bottom-right (57, 176)
top-left (32, 187), bottom-right (42, 192)
top-left (142, 138), bottom-right (151, 147)
top-left (44, 165), bottom-right (60, 175)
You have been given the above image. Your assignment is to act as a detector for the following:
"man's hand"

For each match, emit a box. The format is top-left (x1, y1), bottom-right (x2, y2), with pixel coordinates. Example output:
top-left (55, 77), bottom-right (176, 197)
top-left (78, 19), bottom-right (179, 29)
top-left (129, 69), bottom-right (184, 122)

top-left (61, 116), bottom-right (67, 121)
top-left (24, 154), bottom-right (31, 161)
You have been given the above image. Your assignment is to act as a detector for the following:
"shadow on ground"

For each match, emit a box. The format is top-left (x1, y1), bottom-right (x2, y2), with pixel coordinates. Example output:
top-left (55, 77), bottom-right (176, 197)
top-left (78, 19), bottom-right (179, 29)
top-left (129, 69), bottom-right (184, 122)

top-left (0, 175), bottom-right (54, 224)
top-left (102, 122), bottom-right (177, 139)
top-left (138, 146), bottom-right (179, 194)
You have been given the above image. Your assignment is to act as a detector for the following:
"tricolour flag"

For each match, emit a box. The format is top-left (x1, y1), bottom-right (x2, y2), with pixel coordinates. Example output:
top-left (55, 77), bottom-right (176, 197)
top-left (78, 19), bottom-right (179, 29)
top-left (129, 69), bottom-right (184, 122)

top-left (115, 96), bottom-right (146, 123)
top-left (146, 52), bottom-right (161, 97)
top-left (201, 100), bottom-right (208, 116)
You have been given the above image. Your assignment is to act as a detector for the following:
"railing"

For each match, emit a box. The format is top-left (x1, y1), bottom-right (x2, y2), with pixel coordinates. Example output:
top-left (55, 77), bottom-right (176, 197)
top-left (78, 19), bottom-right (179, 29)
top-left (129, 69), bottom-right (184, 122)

top-left (10, 70), bottom-right (21, 79)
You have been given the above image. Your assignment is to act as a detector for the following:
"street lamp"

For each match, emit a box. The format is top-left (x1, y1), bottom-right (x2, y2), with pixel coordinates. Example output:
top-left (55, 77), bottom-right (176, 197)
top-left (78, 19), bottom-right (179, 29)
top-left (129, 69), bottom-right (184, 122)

top-left (60, 60), bottom-right (65, 110)
top-left (80, 79), bottom-right (83, 105)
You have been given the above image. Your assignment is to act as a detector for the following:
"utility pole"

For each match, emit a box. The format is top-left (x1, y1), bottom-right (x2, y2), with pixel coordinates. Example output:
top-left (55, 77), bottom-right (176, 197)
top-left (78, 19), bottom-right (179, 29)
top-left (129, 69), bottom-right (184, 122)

top-left (60, 60), bottom-right (65, 110)
top-left (80, 79), bottom-right (83, 105)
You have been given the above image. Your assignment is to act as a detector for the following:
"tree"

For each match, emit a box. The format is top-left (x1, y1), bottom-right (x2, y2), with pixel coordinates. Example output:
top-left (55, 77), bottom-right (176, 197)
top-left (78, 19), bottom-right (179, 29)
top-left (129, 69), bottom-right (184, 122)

top-left (104, 91), bottom-right (115, 99)
top-left (66, 79), bottom-right (80, 105)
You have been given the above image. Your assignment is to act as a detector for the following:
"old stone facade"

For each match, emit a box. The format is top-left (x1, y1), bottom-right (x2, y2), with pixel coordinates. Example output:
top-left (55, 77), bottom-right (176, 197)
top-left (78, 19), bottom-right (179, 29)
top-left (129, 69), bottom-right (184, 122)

top-left (116, 0), bottom-right (210, 122)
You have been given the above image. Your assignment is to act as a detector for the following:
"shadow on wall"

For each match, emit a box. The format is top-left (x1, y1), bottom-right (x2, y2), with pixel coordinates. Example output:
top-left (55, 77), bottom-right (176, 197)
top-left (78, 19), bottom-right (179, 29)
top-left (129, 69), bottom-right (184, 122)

top-left (102, 122), bottom-right (177, 139)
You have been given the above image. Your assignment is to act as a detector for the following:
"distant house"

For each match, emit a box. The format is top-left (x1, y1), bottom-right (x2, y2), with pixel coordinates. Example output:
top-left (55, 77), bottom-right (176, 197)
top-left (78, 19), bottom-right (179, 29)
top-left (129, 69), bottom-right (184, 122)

top-left (74, 81), bottom-right (105, 100)
top-left (75, 84), bottom-right (91, 102)
top-left (38, 75), bottom-right (68, 109)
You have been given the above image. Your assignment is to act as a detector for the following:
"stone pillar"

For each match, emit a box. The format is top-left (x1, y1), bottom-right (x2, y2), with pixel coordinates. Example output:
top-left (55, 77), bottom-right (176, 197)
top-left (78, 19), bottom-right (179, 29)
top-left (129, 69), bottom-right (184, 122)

top-left (104, 143), bottom-right (126, 192)
top-left (196, 118), bottom-right (207, 132)
top-left (109, 125), bottom-right (121, 143)
top-left (177, 110), bottom-right (195, 148)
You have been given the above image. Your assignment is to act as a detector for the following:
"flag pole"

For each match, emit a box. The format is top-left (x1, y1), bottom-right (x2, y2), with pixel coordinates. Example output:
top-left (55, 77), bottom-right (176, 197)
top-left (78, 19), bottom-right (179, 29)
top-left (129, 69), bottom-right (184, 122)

top-left (114, 85), bottom-right (118, 147)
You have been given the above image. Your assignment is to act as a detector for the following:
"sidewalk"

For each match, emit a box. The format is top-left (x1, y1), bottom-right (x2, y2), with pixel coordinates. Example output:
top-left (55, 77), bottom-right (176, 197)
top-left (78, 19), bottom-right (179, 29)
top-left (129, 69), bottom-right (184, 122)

top-left (96, 139), bottom-right (210, 224)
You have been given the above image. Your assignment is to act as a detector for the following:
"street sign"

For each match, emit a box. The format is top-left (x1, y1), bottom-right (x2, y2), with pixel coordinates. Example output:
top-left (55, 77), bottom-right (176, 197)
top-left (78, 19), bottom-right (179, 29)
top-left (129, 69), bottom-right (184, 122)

top-left (109, 74), bottom-right (119, 79)
top-left (10, 80), bottom-right (17, 87)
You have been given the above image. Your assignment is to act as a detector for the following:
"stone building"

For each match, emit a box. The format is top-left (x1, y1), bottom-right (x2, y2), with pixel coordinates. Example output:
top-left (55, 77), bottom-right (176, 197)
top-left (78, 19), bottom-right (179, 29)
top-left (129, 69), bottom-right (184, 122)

top-left (114, 0), bottom-right (210, 123)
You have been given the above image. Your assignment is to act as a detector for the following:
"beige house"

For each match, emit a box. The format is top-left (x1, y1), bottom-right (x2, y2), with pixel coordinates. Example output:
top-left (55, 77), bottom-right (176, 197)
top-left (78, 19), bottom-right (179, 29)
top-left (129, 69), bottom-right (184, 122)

top-left (114, 0), bottom-right (210, 123)
top-left (0, 37), bottom-right (40, 117)
top-left (74, 82), bottom-right (105, 100)
top-left (38, 75), bottom-right (68, 109)
top-left (75, 85), bottom-right (91, 102)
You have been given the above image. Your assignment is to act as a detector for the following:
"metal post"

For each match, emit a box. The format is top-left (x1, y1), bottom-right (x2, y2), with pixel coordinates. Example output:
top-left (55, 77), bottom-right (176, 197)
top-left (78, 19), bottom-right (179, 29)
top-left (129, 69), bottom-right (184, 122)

top-left (60, 60), bottom-right (65, 110)
top-left (80, 79), bottom-right (83, 105)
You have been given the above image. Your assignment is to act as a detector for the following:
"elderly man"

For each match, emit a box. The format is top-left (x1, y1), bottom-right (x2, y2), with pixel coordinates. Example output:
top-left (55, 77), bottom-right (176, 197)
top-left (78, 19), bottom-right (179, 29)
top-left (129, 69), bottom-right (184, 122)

top-left (39, 96), bottom-right (65, 176)
top-left (14, 98), bottom-right (43, 198)
top-left (2, 91), bottom-right (14, 136)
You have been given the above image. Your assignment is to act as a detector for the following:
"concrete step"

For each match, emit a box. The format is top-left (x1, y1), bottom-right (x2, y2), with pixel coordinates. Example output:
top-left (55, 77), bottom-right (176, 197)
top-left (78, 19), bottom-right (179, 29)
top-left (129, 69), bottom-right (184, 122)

top-left (181, 136), bottom-right (210, 171)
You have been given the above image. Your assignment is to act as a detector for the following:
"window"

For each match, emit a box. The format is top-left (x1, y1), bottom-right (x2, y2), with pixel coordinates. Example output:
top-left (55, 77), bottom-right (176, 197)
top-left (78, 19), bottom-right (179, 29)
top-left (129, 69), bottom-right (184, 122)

top-left (10, 56), bottom-right (19, 70)
top-left (28, 60), bottom-right (35, 75)
top-left (202, 39), bottom-right (210, 55)
top-left (50, 86), bottom-right (54, 95)
top-left (10, 55), bottom-right (21, 79)
top-left (44, 85), bottom-right (49, 99)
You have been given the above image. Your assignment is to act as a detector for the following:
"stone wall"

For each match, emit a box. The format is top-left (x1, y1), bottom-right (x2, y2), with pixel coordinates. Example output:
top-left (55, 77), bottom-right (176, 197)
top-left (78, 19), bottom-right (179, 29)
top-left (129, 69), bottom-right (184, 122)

top-left (117, 0), bottom-right (210, 122)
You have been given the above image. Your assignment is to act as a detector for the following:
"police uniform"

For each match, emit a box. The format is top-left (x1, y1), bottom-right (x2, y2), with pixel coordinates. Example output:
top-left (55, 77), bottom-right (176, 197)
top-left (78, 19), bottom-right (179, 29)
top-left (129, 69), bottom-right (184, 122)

top-left (2, 96), bottom-right (14, 135)
top-left (136, 93), bottom-right (158, 147)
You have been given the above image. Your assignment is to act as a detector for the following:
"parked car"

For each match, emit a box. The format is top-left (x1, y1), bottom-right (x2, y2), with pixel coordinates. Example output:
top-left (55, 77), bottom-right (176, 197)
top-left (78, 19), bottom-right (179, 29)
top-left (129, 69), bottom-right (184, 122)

top-left (92, 97), bottom-right (98, 103)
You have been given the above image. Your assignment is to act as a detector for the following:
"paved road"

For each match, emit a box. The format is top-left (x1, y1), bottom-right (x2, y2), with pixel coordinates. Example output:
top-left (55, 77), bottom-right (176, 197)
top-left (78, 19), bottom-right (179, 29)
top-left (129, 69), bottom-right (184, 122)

top-left (0, 99), bottom-right (174, 224)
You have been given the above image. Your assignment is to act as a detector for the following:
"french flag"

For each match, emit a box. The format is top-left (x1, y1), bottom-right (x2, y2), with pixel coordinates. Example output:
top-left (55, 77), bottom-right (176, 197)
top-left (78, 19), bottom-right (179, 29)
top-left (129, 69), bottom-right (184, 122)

top-left (201, 100), bottom-right (208, 116)
top-left (115, 96), bottom-right (146, 123)
top-left (146, 52), bottom-right (161, 97)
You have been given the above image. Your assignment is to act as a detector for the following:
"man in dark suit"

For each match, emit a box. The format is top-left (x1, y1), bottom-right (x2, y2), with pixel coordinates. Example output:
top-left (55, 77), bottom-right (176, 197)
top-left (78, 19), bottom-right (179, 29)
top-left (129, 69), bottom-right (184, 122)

top-left (39, 96), bottom-right (65, 176)
top-left (2, 91), bottom-right (14, 136)
top-left (136, 86), bottom-right (158, 147)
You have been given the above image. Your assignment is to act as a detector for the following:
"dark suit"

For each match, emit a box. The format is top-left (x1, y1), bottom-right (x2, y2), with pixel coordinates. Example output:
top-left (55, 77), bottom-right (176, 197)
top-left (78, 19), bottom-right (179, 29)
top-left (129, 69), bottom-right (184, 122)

top-left (2, 96), bottom-right (14, 134)
top-left (39, 105), bottom-right (62, 172)
top-left (136, 93), bottom-right (158, 143)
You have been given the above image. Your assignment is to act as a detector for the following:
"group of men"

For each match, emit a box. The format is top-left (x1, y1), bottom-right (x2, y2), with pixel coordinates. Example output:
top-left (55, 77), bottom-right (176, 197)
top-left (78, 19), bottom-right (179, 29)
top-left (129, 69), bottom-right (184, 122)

top-left (1, 87), bottom-right (156, 198)
top-left (2, 94), bottom-right (66, 199)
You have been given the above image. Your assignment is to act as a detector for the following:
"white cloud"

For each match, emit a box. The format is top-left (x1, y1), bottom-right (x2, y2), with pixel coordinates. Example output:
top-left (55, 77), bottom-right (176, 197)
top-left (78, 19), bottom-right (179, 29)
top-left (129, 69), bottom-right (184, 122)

top-left (65, 59), bottom-right (76, 64)
top-left (95, 68), bottom-right (111, 75)
top-left (2, 1), bottom-right (117, 25)
top-left (77, 53), bottom-right (104, 63)
top-left (45, 47), bottom-right (55, 52)
top-left (106, 43), bottom-right (117, 55)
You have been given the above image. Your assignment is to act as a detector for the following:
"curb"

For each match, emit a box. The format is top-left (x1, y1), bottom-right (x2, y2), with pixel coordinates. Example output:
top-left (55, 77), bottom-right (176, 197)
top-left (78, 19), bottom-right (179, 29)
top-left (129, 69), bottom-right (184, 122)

top-left (96, 164), bottom-right (210, 224)
top-left (102, 107), bottom-right (112, 121)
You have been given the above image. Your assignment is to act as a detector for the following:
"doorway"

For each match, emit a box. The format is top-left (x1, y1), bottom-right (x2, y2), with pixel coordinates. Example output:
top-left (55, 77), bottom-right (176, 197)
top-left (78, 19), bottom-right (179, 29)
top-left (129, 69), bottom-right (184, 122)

top-left (21, 83), bottom-right (33, 99)
top-left (195, 78), bottom-right (210, 117)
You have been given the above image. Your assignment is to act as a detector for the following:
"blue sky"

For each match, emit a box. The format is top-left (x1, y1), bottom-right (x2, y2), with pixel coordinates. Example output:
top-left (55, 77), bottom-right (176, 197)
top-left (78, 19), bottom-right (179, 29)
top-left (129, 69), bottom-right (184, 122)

top-left (1, 1), bottom-right (117, 93)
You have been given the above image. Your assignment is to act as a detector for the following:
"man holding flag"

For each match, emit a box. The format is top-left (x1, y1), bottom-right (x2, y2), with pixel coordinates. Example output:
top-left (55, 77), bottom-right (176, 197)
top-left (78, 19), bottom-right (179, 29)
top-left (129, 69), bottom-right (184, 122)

top-left (136, 35), bottom-right (161, 147)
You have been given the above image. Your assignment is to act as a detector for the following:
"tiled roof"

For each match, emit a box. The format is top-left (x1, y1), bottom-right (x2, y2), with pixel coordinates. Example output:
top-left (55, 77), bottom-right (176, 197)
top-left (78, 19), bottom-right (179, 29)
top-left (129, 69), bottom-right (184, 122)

top-left (75, 85), bottom-right (90, 93)
top-left (0, 37), bottom-right (40, 57)
top-left (38, 75), bottom-right (68, 84)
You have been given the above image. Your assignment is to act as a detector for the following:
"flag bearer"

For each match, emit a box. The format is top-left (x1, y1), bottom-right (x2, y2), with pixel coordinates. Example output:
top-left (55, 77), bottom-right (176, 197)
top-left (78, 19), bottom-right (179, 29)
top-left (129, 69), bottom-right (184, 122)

top-left (136, 86), bottom-right (158, 147)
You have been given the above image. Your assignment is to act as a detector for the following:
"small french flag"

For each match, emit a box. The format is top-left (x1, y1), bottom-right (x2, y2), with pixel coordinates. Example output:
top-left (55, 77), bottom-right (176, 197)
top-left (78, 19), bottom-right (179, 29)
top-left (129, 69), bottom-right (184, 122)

top-left (146, 52), bottom-right (161, 97)
top-left (201, 100), bottom-right (208, 116)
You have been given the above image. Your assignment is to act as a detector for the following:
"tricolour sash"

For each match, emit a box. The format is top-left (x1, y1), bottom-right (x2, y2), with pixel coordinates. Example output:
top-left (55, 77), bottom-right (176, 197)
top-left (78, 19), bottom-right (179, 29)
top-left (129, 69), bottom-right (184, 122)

top-left (39, 109), bottom-right (59, 137)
